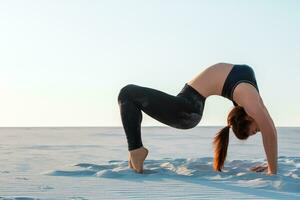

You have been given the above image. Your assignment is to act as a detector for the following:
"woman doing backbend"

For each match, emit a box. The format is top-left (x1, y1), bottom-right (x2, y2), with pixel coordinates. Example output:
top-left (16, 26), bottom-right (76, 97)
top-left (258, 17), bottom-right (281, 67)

top-left (117, 63), bottom-right (278, 175)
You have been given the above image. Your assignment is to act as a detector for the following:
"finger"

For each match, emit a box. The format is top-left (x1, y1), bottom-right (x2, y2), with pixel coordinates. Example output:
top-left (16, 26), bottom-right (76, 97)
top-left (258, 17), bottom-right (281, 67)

top-left (250, 168), bottom-right (256, 172)
top-left (250, 166), bottom-right (259, 170)
top-left (257, 168), bottom-right (264, 172)
top-left (257, 166), bottom-right (268, 172)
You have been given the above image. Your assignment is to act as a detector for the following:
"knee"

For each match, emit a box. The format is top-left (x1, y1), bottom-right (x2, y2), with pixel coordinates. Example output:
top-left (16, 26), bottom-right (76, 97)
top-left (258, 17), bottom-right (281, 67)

top-left (117, 84), bottom-right (137, 104)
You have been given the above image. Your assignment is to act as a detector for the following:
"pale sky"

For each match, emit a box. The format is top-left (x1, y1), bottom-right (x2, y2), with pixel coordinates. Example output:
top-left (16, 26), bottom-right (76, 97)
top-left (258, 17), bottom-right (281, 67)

top-left (0, 0), bottom-right (299, 127)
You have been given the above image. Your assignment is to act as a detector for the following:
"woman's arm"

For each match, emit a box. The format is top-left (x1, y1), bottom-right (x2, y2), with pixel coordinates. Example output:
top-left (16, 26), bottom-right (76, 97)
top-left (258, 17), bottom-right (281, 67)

top-left (234, 83), bottom-right (278, 174)
top-left (247, 102), bottom-right (278, 174)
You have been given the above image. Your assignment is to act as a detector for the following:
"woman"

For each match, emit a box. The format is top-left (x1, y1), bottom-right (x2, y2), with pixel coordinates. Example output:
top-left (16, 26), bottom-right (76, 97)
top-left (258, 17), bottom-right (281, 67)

top-left (117, 63), bottom-right (278, 175)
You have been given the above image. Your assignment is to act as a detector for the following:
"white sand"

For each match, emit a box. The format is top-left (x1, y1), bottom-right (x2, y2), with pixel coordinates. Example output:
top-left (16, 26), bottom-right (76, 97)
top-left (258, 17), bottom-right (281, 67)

top-left (0, 127), bottom-right (299, 199)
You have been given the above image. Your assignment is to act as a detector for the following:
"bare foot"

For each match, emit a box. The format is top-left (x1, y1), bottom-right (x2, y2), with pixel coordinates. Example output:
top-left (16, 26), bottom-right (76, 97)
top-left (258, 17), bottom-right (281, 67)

top-left (129, 146), bottom-right (149, 173)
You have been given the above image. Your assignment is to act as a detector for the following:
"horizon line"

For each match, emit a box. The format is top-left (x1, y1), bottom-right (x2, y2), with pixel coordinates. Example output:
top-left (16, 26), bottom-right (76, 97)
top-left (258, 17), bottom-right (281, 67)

top-left (0, 125), bottom-right (298, 128)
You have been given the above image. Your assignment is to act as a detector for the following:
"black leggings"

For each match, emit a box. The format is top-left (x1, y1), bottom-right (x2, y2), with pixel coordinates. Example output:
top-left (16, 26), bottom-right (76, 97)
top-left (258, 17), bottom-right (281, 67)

top-left (117, 83), bottom-right (206, 151)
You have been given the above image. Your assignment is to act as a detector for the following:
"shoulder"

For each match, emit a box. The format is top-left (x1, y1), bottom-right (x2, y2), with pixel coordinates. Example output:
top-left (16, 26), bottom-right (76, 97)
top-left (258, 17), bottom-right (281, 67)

top-left (233, 82), bottom-right (263, 113)
top-left (234, 83), bottom-right (274, 133)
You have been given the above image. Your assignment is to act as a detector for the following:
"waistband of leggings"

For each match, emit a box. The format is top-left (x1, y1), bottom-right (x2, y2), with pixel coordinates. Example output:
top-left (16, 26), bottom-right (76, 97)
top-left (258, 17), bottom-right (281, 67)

top-left (178, 83), bottom-right (207, 101)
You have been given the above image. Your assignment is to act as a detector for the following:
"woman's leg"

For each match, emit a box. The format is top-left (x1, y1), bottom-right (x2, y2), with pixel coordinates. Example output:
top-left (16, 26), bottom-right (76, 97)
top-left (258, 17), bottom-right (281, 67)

top-left (117, 84), bottom-right (202, 151)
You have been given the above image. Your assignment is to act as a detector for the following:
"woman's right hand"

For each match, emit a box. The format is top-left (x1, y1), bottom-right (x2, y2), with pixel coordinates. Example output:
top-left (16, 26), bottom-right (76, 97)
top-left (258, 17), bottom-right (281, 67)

top-left (250, 163), bottom-right (268, 173)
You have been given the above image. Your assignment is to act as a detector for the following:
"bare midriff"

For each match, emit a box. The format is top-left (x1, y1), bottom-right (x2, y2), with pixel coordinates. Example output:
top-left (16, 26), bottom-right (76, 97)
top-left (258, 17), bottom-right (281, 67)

top-left (186, 63), bottom-right (234, 98)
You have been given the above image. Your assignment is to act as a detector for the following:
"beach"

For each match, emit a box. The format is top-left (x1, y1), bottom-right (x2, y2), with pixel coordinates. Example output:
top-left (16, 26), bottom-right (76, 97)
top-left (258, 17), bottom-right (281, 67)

top-left (0, 126), bottom-right (299, 199)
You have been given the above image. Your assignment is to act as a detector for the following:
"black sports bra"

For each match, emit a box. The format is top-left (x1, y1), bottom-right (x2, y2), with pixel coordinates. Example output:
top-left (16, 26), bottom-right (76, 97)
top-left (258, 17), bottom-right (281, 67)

top-left (221, 64), bottom-right (260, 106)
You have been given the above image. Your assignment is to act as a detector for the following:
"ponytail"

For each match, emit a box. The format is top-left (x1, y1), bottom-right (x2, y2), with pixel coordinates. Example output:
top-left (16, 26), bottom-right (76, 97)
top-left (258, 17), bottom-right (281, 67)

top-left (213, 125), bottom-right (230, 171)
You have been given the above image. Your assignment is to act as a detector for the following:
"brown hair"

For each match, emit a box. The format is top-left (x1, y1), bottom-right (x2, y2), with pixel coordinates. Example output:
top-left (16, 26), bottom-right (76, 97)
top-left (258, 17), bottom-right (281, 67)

top-left (213, 106), bottom-right (252, 171)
